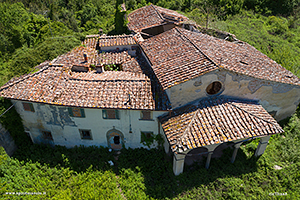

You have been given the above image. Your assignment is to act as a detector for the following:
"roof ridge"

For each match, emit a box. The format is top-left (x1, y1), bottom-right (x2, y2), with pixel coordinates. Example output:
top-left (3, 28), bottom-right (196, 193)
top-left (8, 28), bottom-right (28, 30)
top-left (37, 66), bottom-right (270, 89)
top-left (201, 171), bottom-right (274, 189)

top-left (175, 28), bottom-right (220, 69)
top-left (150, 4), bottom-right (165, 21)
top-left (227, 101), bottom-right (280, 126)
top-left (175, 109), bottom-right (199, 151)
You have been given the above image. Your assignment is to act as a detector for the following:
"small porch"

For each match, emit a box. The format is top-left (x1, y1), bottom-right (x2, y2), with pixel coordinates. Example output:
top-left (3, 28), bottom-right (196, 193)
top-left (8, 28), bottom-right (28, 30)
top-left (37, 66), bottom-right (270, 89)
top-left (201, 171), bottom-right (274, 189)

top-left (172, 136), bottom-right (270, 175)
top-left (158, 97), bottom-right (283, 176)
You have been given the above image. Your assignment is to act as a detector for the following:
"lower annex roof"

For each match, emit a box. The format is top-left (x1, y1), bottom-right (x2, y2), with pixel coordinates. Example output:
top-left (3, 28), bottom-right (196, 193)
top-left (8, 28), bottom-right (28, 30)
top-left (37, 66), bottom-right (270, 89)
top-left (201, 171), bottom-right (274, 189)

top-left (159, 96), bottom-right (284, 153)
top-left (0, 65), bottom-right (155, 110)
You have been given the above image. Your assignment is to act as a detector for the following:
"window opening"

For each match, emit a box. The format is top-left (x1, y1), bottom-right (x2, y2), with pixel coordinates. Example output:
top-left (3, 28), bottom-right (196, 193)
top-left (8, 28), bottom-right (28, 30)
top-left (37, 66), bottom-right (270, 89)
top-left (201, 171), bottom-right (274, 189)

top-left (140, 111), bottom-right (152, 120)
top-left (114, 136), bottom-right (120, 144)
top-left (103, 110), bottom-right (119, 119)
top-left (80, 129), bottom-right (92, 140)
top-left (22, 102), bottom-right (35, 112)
top-left (68, 107), bottom-right (85, 118)
top-left (42, 131), bottom-right (53, 141)
top-left (206, 81), bottom-right (222, 95)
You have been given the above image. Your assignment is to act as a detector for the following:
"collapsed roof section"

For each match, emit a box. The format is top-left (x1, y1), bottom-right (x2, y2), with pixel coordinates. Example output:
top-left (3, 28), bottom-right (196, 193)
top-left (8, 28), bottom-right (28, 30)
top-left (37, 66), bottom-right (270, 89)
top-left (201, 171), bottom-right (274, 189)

top-left (0, 64), bottom-right (155, 110)
top-left (0, 36), bottom-right (171, 110)
top-left (159, 96), bottom-right (284, 153)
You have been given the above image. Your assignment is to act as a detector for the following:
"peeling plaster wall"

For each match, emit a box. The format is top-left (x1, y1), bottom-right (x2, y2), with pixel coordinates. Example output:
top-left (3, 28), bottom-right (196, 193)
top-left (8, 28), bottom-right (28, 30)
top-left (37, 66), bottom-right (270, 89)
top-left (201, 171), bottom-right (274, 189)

top-left (12, 100), bottom-right (166, 148)
top-left (165, 69), bottom-right (300, 121)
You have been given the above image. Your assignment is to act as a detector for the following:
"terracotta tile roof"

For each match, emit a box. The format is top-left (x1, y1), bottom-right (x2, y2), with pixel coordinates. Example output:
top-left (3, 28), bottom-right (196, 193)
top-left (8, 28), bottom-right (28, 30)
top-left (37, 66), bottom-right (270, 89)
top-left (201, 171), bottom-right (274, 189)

top-left (52, 46), bottom-right (97, 68)
top-left (155, 6), bottom-right (188, 22)
top-left (70, 71), bottom-right (146, 81)
top-left (127, 4), bottom-right (188, 32)
top-left (96, 51), bottom-right (132, 65)
top-left (128, 5), bottom-right (164, 32)
top-left (0, 66), bottom-right (155, 110)
top-left (178, 28), bottom-right (300, 86)
top-left (82, 35), bottom-right (136, 49)
top-left (94, 51), bottom-right (143, 73)
top-left (98, 35), bottom-right (136, 47)
top-left (159, 97), bottom-right (284, 152)
top-left (122, 58), bottom-right (143, 73)
top-left (140, 28), bottom-right (218, 89)
top-left (82, 37), bottom-right (98, 49)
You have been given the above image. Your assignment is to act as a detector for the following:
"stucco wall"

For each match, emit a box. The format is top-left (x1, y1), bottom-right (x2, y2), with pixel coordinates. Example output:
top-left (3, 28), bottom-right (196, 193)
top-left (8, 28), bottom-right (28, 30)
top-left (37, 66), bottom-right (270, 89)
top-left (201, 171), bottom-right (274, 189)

top-left (165, 69), bottom-right (300, 121)
top-left (12, 100), bottom-right (166, 149)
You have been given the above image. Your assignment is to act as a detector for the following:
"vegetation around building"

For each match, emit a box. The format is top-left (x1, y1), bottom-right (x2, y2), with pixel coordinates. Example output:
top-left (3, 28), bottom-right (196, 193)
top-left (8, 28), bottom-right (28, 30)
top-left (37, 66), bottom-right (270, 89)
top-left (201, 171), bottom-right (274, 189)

top-left (1, 0), bottom-right (300, 199)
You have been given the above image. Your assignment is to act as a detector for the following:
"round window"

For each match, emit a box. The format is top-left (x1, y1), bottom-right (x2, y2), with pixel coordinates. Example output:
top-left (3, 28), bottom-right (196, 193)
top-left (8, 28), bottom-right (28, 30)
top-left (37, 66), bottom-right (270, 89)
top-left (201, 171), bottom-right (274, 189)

top-left (206, 81), bottom-right (222, 95)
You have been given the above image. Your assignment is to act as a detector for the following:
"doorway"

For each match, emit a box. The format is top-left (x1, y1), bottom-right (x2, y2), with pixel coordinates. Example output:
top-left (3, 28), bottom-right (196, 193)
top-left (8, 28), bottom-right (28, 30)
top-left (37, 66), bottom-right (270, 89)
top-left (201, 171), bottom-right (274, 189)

top-left (106, 128), bottom-right (124, 150)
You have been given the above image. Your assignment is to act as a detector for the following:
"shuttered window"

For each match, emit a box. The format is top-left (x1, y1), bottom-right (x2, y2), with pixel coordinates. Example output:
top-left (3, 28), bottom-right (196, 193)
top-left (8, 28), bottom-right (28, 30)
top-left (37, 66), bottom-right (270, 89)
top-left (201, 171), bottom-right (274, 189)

top-left (140, 111), bottom-right (152, 120)
top-left (22, 102), bottom-right (35, 112)
top-left (102, 110), bottom-right (119, 119)
top-left (68, 107), bottom-right (85, 118)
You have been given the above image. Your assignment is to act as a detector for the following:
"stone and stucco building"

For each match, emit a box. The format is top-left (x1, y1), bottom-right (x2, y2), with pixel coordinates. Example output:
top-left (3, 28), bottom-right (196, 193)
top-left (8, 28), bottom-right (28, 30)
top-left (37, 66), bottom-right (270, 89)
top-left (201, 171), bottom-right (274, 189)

top-left (1, 5), bottom-right (300, 175)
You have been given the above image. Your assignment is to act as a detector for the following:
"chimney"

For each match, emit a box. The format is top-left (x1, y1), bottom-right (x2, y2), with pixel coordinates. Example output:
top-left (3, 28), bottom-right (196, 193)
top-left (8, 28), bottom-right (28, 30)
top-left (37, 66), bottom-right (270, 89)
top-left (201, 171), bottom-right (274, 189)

top-left (83, 53), bottom-right (88, 62)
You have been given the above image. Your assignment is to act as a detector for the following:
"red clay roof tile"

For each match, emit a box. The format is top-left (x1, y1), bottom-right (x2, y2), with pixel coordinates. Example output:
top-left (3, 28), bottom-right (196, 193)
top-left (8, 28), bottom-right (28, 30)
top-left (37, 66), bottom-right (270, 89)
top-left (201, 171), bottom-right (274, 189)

top-left (178, 28), bottom-right (300, 86)
top-left (127, 4), bottom-right (188, 32)
top-left (159, 97), bottom-right (284, 153)
top-left (0, 65), bottom-right (155, 110)
top-left (140, 28), bottom-right (218, 89)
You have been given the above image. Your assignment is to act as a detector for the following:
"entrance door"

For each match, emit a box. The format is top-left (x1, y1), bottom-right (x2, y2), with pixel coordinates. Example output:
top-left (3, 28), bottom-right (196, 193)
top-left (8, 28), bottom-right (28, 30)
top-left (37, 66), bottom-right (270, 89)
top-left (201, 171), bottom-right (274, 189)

top-left (107, 129), bottom-right (124, 150)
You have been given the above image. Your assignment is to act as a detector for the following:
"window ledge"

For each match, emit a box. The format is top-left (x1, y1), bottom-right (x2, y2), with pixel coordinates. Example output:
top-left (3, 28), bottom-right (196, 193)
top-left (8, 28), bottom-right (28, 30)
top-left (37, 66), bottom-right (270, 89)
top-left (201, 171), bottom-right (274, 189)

top-left (139, 119), bottom-right (154, 121)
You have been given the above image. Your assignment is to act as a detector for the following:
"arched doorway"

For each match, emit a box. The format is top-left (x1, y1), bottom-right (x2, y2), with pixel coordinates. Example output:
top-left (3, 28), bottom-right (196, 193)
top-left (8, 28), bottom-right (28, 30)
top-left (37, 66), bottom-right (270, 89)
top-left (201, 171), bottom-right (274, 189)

top-left (212, 142), bottom-right (234, 158)
top-left (106, 128), bottom-right (124, 150)
top-left (185, 147), bottom-right (208, 166)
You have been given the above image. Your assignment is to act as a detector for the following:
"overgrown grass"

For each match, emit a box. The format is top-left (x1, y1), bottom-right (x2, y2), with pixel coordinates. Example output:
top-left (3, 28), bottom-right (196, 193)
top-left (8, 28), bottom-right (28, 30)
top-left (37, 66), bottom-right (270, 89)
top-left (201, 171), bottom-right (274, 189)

top-left (1, 111), bottom-right (300, 199)
top-left (1, 7), bottom-right (300, 200)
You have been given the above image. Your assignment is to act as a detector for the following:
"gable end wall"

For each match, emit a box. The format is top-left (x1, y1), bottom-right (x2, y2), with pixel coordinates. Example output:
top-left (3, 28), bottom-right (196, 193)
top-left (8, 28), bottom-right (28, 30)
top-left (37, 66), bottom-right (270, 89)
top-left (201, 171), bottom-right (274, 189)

top-left (165, 69), bottom-right (300, 121)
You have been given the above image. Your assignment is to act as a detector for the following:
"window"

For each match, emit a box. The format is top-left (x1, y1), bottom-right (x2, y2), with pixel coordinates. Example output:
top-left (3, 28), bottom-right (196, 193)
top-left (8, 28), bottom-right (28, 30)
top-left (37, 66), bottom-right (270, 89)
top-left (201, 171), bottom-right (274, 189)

top-left (141, 131), bottom-right (154, 143)
top-left (140, 111), bottom-right (152, 120)
top-left (22, 102), bottom-right (35, 112)
top-left (79, 129), bottom-right (92, 140)
top-left (103, 110), bottom-right (119, 119)
top-left (68, 107), bottom-right (85, 118)
top-left (206, 81), bottom-right (222, 95)
top-left (42, 131), bottom-right (53, 141)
